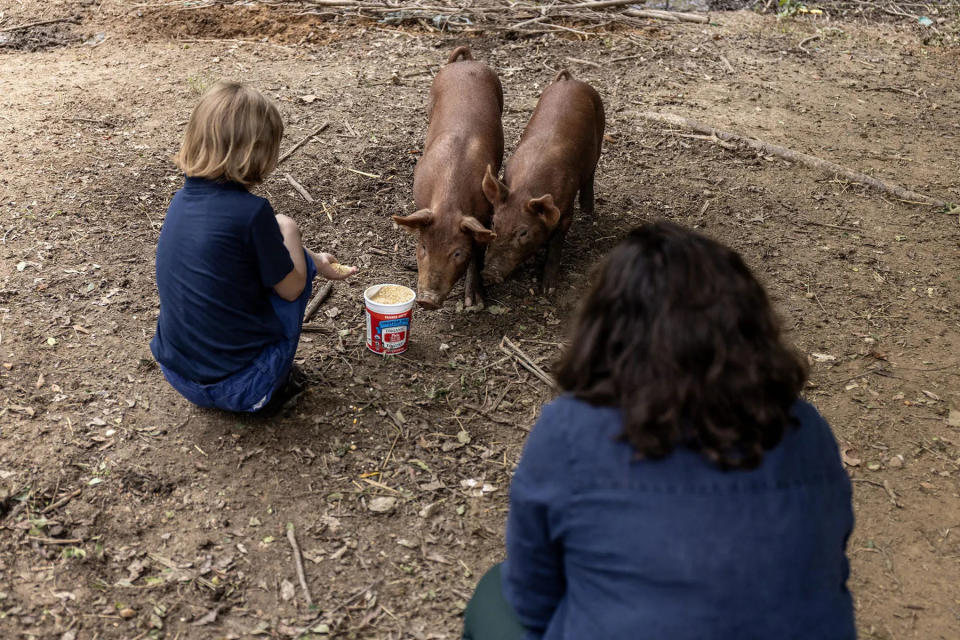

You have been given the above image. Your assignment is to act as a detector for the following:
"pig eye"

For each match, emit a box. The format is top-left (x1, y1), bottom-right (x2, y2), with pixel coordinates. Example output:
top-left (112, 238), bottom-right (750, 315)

top-left (517, 229), bottom-right (528, 239)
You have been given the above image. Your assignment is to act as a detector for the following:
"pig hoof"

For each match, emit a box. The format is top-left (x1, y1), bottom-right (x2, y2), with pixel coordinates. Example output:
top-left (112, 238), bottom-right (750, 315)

top-left (464, 296), bottom-right (484, 311)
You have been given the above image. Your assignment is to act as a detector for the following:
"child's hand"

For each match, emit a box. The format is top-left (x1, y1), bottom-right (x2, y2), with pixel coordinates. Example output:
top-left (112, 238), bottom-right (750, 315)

top-left (312, 251), bottom-right (358, 280)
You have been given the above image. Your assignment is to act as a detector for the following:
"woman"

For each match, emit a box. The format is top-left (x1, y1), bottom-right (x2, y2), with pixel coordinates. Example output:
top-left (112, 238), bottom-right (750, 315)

top-left (463, 220), bottom-right (855, 639)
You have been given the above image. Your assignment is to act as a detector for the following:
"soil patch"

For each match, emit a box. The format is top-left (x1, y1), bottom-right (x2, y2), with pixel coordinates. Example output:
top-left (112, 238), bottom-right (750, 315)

top-left (0, 4), bottom-right (958, 640)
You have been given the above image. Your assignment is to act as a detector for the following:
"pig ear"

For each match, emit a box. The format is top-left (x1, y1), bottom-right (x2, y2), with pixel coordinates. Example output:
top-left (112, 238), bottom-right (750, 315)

top-left (460, 216), bottom-right (497, 245)
top-left (392, 208), bottom-right (433, 231)
top-left (481, 164), bottom-right (508, 205)
top-left (525, 195), bottom-right (561, 230)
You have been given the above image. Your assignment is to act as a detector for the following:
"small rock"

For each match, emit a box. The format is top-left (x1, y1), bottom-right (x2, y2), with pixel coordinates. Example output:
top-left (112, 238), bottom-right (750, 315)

top-left (888, 455), bottom-right (904, 469)
top-left (119, 608), bottom-right (136, 619)
top-left (866, 462), bottom-right (881, 471)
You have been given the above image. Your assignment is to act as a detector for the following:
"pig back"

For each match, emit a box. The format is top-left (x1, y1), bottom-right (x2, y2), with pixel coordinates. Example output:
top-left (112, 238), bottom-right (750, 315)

top-left (521, 77), bottom-right (604, 163)
top-left (502, 78), bottom-right (603, 207)
top-left (415, 60), bottom-right (504, 217)
top-left (423, 60), bottom-right (503, 160)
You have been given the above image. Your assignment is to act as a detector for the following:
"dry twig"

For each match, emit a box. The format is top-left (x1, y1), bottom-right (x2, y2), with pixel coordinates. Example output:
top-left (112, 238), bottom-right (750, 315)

top-left (278, 122), bottom-right (330, 165)
top-left (304, 281), bottom-right (335, 323)
top-left (284, 173), bottom-right (315, 203)
top-left (0, 17), bottom-right (77, 32)
top-left (41, 488), bottom-right (82, 514)
top-left (500, 336), bottom-right (556, 389)
top-left (286, 523), bottom-right (313, 606)
top-left (625, 9), bottom-right (709, 23)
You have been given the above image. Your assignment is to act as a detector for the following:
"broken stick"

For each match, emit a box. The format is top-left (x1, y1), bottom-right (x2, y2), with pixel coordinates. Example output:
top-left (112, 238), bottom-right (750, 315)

top-left (500, 336), bottom-right (557, 389)
top-left (0, 17), bottom-right (77, 33)
top-left (303, 281), bottom-right (334, 323)
top-left (639, 112), bottom-right (952, 208)
top-left (42, 488), bottom-right (82, 514)
top-left (625, 9), bottom-right (710, 23)
top-left (286, 524), bottom-right (313, 606)
top-left (284, 173), bottom-right (314, 203)
top-left (278, 121), bottom-right (330, 165)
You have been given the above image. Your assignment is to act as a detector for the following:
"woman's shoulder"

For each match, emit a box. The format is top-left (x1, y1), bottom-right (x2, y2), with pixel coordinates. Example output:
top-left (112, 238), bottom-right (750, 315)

top-left (538, 395), bottom-right (621, 436)
top-left (523, 395), bottom-right (623, 468)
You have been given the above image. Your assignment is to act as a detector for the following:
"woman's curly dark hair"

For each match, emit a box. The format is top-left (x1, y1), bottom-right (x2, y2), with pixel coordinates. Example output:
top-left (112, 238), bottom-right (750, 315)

top-left (555, 220), bottom-right (808, 470)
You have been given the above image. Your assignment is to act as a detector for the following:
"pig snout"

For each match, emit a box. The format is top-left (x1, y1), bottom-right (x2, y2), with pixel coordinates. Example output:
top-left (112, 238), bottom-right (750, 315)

top-left (417, 291), bottom-right (442, 310)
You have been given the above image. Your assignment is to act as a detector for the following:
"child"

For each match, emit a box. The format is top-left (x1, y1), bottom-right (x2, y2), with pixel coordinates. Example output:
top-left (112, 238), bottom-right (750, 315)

top-left (463, 221), bottom-right (856, 639)
top-left (150, 81), bottom-right (355, 413)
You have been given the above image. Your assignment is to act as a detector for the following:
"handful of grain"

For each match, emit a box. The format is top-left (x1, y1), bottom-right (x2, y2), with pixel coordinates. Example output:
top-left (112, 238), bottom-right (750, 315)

top-left (329, 263), bottom-right (354, 276)
top-left (370, 284), bottom-right (414, 305)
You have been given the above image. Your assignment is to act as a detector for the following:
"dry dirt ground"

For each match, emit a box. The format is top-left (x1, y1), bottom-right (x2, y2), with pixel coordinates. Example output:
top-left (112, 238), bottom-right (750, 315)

top-left (1, 1), bottom-right (959, 639)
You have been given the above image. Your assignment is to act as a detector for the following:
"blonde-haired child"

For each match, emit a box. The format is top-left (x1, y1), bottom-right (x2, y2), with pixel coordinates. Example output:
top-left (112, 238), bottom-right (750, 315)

top-left (151, 81), bottom-right (354, 412)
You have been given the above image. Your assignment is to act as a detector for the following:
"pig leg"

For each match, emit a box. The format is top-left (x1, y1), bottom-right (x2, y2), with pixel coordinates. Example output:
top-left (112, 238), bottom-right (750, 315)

top-left (540, 230), bottom-right (566, 297)
top-left (578, 174), bottom-right (595, 215)
top-left (464, 252), bottom-right (485, 309)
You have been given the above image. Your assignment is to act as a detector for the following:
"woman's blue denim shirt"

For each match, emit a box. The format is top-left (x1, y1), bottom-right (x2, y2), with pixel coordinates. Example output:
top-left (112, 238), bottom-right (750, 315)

top-left (503, 396), bottom-right (855, 640)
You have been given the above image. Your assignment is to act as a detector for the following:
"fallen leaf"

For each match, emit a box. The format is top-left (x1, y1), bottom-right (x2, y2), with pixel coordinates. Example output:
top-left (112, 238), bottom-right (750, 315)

top-left (948, 409), bottom-right (960, 428)
top-left (280, 579), bottom-right (296, 602)
top-left (192, 606), bottom-right (223, 626)
top-left (841, 447), bottom-right (861, 467)
top-left (16, 261), bottom-right (27, 271)
top-left (486, 305), bottom-right (509, 315)
top-left (424, 550), bottom-right (452, 564)
top-left (921, 390), bottom-right (940, 402)
top-left (300, 94), bottom-right (318, 103)
top-left (419, 502), bottom-right (442, 518)
top-left (810, 353), bottom-right (836, 362)
top-left (367, 496), bottom-right (397, 513)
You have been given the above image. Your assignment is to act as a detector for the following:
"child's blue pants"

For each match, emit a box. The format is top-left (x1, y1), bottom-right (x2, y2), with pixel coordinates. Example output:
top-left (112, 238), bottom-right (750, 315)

top-left (159, 251), bottom-right (316, 412)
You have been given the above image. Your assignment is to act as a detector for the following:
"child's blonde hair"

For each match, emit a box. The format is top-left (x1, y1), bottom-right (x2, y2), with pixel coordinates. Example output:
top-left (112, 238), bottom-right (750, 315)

top-left (175, 81), bottom-right (283, 187)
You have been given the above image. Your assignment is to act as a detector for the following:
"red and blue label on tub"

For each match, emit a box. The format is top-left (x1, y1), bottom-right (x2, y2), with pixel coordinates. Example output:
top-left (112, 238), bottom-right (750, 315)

top-left (366, 309), bottom-right (411, 354)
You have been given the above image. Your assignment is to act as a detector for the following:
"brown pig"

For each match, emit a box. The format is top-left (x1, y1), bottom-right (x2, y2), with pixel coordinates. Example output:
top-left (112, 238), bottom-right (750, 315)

top-left (392, 46), bottom-right (503, 310)
top-left (480, 70), bottom-right (604, 295)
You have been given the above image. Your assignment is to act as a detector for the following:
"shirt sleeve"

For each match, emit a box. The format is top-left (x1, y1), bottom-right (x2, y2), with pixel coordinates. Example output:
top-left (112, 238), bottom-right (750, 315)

top-left (249, 201), bottom-right (294, 288)
top-left (502, 402), bottom-right (568, 634)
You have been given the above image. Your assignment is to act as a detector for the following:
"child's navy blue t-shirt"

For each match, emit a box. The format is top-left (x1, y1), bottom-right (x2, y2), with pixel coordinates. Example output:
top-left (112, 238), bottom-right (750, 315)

top-left (151, 177), bottom-right (294, 383)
